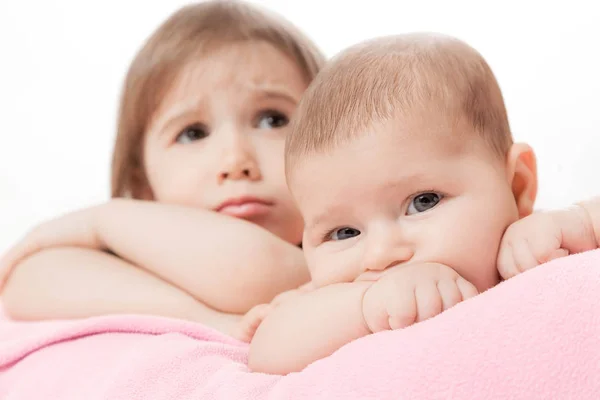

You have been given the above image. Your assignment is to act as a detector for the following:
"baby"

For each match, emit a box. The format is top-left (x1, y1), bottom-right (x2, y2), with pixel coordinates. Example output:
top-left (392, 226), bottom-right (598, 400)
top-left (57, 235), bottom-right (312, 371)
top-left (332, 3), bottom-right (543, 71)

top-left (248, 33), bottom-right (600, 374)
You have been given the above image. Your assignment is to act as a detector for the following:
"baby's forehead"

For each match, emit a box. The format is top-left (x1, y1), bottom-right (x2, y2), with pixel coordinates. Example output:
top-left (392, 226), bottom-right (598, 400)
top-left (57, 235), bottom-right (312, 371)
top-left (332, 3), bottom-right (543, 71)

top-left (290, 119), bottom-right (472, 182)
top-left (339, 110), bottom-right (480, 157)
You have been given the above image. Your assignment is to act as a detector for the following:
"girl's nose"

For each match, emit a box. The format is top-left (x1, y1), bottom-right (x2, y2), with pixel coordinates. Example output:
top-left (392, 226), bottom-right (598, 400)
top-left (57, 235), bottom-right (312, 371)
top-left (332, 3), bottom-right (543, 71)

top-left (217, 130), bottom-right (261, 183)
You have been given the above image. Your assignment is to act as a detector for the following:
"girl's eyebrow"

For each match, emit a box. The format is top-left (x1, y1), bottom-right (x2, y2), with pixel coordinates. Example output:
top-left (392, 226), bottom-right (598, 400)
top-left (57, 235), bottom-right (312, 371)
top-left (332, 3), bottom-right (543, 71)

top-left (251, 84), bottom-right (301, 106)
top-left (257, 90), bottom-right (298, 107)
top-left (250, 80), bottom-right (302, 105)
top-left (149, 84), bottom-right (300, 137)
top-left (149, 100), bottom-right (207, 138)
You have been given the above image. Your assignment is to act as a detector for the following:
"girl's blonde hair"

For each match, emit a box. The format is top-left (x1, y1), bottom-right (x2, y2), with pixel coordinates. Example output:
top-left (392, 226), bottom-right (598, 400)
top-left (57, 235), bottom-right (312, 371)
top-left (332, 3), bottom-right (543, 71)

top-left (111, 0), bottom-right (325, 198)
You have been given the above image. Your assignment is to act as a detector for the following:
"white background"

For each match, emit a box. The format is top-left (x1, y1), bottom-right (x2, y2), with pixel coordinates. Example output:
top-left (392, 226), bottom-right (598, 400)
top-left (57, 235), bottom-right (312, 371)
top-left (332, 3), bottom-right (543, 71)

top-left (0, 0), bottom-right (598, 254)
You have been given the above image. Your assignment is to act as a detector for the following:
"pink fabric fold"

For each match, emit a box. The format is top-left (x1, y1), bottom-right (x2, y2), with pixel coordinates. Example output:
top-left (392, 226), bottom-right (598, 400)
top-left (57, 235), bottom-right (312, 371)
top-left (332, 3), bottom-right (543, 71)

top-left (2, 250), bottom-right (600, 399)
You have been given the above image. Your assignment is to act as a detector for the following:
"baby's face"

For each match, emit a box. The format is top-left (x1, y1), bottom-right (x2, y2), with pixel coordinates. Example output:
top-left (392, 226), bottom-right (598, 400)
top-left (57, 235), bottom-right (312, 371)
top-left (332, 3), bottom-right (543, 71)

top-left (290, 114), bottom-right (520, 292)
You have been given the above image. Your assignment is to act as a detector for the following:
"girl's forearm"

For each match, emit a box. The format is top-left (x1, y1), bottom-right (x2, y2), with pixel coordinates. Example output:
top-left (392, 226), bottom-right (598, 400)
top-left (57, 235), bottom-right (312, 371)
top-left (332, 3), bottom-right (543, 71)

top-left (93, 199), bottom-right (309, 314)
top-left (2, 247), bottom-right (241, 336)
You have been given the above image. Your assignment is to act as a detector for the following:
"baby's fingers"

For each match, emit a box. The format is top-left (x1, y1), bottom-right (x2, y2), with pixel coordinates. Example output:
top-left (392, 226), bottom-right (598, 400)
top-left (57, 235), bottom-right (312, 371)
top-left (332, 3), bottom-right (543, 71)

top-left (456, 277), bottom-right (478, 301)
top-left (414, 280), bottom-right (442, 322)
top-left (512, 239), bottom-right (539, 273)
top-left (497, 240), bottom-right (538, 280)
top-left (497, 241), bottom-right (519, 280)
top-left (539, 248), bottom-right (569, 264)
top-left (387, 286), bottom-right (417, 330)
top-left (237, 304), bottom-right (272, 343)
top-left (436, 279), bottom-right (463, 311)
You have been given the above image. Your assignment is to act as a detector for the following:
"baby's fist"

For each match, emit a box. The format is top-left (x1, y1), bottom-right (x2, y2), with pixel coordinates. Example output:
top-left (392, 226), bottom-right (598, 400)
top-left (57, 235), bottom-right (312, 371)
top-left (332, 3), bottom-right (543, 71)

top-left (361, 262), bottom-right (477, 333)
top-left (236, 303), bottom-right (274, 343)
top-left (497, 207), bottom-right (596, 280)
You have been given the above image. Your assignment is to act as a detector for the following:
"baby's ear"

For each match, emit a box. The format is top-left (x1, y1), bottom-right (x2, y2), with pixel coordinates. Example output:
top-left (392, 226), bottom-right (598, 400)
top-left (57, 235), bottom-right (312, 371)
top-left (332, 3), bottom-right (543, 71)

top-left (506, 143), bottom-right (537, 218)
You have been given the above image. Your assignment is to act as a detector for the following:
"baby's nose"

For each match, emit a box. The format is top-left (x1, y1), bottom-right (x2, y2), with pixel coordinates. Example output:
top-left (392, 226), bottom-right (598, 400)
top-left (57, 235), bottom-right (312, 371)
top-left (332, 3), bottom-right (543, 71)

top-left (362, 230), bottom-right (414, 272)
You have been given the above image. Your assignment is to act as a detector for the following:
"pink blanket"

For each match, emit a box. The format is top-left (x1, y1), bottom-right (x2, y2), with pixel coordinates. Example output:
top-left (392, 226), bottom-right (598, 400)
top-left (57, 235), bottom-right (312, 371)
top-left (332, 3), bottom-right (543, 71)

top-left (1, 250), bottom-right (600, 399)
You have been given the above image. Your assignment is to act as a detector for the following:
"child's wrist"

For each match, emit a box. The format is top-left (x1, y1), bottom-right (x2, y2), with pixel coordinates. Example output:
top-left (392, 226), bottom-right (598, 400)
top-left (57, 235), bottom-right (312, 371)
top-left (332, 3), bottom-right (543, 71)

top-left (92, 200), bottom-right (127, 250)
top-left (576, 199), bottom-right (600, 247)
top-left (553, 203), bottom-right (598, 251)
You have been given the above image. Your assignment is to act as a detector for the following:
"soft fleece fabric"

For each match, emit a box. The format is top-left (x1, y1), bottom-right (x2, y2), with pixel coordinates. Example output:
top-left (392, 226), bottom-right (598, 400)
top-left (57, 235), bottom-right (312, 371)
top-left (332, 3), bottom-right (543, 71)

top-left (1, 250), bottom-right (599, 399)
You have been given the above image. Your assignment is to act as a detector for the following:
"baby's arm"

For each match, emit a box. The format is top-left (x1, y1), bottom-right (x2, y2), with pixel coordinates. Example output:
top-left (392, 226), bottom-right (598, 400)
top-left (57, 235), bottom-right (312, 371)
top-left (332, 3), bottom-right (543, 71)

top-left (498, 196), bottom-right (600, 279)
top-left (2, 247), bottom-right (240, 336)
top-left (2, 199), bottom-right (309, 314)
top-left (248, 263), bottom-right (476, 374)
top-left (579, 196), bottom-right (600, 246)
top-left (248, 282), bottom-right (372, 374)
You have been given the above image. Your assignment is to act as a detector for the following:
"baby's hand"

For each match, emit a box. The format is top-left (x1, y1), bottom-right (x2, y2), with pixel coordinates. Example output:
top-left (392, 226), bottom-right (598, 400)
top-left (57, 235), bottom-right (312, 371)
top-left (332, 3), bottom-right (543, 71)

top-left (236, 282), bottom-right (315, 342)
top-left (497, 207), bottom-right (597, 280)
top-left (361, 263), bottom-right (478, 332)
top-left (270, 280), bottom-right (315, 307)
top-left (236, 303), bottom-right (275, 343)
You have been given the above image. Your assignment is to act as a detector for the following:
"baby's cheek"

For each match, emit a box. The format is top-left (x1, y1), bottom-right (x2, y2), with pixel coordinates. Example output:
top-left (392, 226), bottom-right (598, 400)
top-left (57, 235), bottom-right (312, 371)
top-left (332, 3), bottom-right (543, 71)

top-left (309, 262), bottom-right (340, 288)
top-left (451, 230), bottom-right (503, 292)
top-left (308, 250), bottom-right (360, 288)
top-left (465, 258), bottom-right (501, 292)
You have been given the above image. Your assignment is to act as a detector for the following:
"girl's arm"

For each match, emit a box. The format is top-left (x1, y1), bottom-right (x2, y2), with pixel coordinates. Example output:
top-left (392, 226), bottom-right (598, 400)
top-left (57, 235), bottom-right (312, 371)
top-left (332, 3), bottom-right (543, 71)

top-left (2, 247), bottom-right (241, 336)
top-left (1, 199), bottom-right (309, 314)
top-left (93, 199), bottom-right (309, 313)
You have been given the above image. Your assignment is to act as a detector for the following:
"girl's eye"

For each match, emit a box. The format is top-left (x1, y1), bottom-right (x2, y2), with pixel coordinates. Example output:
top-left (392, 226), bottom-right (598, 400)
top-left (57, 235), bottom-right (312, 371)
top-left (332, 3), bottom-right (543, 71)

top-left (176, 123), bottom-right (209, 144)
top-left (406, 192), bottom-right (443, 215)
top-left (256, 110), bottom-right (289, 129)
top-left (328, 227), bottom-right (361, 241)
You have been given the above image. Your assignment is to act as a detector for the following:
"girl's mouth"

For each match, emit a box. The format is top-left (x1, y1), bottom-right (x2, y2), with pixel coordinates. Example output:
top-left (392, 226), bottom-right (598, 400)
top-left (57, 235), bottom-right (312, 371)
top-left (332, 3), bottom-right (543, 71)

top-left (215, 196), bottom-right (273, 218)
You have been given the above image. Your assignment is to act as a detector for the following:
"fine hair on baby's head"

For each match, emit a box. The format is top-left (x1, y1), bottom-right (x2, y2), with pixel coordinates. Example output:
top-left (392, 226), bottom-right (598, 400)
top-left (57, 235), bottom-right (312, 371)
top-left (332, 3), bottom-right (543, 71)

top-left (111, 0), bottom-right (325, 199)
top-left (285, 33), bottom-right (513, 176)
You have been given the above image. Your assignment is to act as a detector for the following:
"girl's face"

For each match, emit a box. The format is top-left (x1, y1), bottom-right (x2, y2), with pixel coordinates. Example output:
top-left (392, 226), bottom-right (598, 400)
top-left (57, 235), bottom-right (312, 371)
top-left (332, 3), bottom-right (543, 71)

top-left (143, 41), bottom-right (307, 244)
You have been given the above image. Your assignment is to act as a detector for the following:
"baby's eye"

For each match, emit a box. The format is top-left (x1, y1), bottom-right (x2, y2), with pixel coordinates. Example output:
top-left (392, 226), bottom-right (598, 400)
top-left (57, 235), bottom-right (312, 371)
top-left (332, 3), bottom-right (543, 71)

top-left (256, 110), bottom-right (289, 129)
top-left (176, 123), bottom-right (209, 144)
top-left (406, 192), bottom-right (443, 215)
top-left (328, 227), bottom-right (361, 241)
